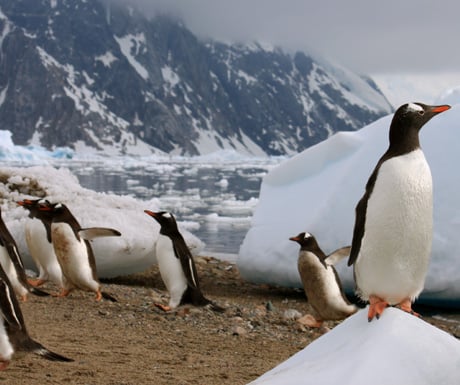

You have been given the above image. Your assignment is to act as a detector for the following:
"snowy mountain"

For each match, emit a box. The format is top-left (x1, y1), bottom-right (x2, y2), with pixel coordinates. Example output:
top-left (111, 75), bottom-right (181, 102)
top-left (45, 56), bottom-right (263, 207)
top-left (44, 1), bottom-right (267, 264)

top-left (0, 0), bottom-right (392, 156)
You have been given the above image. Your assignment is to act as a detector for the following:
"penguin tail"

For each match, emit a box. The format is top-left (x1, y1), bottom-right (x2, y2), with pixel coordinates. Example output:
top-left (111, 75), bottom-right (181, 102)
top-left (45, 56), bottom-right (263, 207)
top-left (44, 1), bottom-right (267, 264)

top-left (29, 287), bottom-right (50, 297)
top-left (101, 291), bottom-right (118, 302)
top-left (33, 344), bottom-right (74, 362)
top-left (206, 300), bottom-right (226, 313)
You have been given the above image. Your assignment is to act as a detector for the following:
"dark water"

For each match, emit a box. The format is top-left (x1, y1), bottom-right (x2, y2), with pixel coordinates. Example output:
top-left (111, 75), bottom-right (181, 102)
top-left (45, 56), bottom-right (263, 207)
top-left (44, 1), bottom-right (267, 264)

top-left (62, 158), bottom-right (281, 256)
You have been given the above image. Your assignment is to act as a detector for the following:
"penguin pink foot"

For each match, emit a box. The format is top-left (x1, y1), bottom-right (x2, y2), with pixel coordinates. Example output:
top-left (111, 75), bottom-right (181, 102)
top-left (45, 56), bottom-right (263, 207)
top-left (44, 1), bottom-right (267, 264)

top-left (368, 295), bottom-right (389, 322)
top-left (154, 303), bottom-right (172, 312)
top-left (0, 359), bottom-right (10, 371)
top-left (27, 278), bottom-right (46, 287)
top-left (53, 288), bottom-right (71, 298)
top-left (395, 298), bottom-right (420, 317)
top-left (95, 290), bottom-right (102, 301)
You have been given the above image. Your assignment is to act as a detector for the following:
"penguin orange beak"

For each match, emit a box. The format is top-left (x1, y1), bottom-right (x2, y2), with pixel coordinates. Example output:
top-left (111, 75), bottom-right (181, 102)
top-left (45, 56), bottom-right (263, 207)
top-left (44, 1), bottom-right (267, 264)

top-left (17, 199), bottom-right (34, 206)
top-left (289, 236), bottom-right (301, 242)
top-left (430, 105), bottom-right (451, 113)
top-left (144, 210), bottom-right (158, 218)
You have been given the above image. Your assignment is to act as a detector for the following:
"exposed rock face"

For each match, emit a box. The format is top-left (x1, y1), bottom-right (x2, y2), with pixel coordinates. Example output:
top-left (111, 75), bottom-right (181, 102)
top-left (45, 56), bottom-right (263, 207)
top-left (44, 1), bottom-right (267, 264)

top-left (0, 0), bottom-right (392, 156)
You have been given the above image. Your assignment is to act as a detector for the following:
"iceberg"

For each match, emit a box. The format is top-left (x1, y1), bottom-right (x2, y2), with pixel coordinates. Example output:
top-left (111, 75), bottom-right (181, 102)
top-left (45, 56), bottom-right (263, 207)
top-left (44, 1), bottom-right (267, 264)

top-left (239, 101), bottom-right (460, 305)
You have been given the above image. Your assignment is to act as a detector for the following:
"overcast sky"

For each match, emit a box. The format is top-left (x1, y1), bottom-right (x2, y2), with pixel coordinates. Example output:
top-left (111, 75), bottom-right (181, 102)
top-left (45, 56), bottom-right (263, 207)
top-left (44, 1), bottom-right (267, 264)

top-left (112, 0), bottom-right (460, 75)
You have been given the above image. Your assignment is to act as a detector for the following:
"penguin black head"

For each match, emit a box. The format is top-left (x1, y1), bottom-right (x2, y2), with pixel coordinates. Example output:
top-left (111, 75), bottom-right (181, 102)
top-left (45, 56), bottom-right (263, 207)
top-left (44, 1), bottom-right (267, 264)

top-left (144, 210), bottom-right (179, 235)
top-left (289, 232), bottom-right (321, 252)
top-left (388, 103), bottom-right (450, 153)
top-left (19, 198), bottom-right (53, 220)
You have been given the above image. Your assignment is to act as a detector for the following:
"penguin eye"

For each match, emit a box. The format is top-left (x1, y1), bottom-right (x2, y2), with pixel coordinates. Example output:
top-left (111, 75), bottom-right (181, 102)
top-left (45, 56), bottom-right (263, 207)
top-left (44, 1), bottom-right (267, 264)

top-left (418, 110), bottom-right (425, 115)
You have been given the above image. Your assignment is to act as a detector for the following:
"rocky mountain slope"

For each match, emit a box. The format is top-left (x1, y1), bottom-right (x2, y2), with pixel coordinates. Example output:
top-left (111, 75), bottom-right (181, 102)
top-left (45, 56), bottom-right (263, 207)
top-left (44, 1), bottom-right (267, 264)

top-left (0, 0), bottom-right (392, 156)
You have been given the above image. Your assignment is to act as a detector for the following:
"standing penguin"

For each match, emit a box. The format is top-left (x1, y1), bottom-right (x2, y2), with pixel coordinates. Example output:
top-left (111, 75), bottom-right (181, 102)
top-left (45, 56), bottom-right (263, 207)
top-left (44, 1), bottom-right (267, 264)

top-left (0, 207), bottom-right (49, 301)
top-left (0, 264), bottom-right (72, 369)
top-left (17, 199), bottom-right (64, 289)
top-left (289, 232), bottom-right (357, 327)
top-left (144, 210), bottom-right (223, 312)
top-left (38, 202), bottom-right (120, 301)
top-left (348, 102), bottom-right (451, 322)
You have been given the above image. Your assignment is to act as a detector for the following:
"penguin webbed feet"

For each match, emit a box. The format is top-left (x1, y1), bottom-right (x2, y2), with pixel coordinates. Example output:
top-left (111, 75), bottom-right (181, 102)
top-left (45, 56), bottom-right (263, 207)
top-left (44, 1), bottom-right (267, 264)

top-left (0, 359), bottom-right (10, 371)
top-left (367, 296), bottom-right (420, 321)
top-left (154, 303), bottom-right (172, 312)
top-left (367, 295), bottom-right (389, 322)
top-left (394, 298), bottom-right (420, 318)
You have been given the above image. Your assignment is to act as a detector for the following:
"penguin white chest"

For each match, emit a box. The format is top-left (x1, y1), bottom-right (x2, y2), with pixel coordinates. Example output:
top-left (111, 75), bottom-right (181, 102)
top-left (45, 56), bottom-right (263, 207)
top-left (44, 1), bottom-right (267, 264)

top-left (355, 149), bottom-right (433, 304)
top-left (51, 223), bottom-right (94, 288)
top-left (155, 234), bottom-right (187, 307)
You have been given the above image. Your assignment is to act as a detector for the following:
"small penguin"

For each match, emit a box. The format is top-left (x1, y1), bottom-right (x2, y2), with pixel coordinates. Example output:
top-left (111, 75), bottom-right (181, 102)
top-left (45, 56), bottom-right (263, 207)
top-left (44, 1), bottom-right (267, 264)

top-left (289, 232), bottom-right (357, 327)
top-left (17, 199), bottom-right (64, 289)
top-left (38, 202), bottom-right (120, 301)
top-left (348, 102), bottom-right (451, 322)
top-left (0, 264), bottom-right (73, 369)
top-left (0, 207), bottom-right (49, 301)
top-left (144, 210), bottom-right (224, 312)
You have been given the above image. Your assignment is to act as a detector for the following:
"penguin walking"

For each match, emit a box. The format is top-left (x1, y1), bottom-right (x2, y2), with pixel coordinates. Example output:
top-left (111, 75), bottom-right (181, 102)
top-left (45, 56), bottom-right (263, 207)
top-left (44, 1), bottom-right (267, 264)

top-left (144, 210), bottom-right (224, 312)
top-left (0, 263), bottom-right (73, 369)
top-left (289, 232), bottom-right (357, 327)
top-left (17, 199), bottom-right (64, 289)
top-left (348, 103), bottom-right (451, 322)
top-left (0, 208), bottom-right (49, 301)
top-left (38, 202), bottom-right (120, 301)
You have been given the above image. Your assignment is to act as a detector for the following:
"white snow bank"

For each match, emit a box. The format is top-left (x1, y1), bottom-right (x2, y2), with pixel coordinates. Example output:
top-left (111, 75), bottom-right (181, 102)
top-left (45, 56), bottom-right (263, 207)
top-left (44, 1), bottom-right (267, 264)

top-left (250, 308), bottom-right (460, 385)
top-left (0, 166), bottom-right (204, 278)
top-left (239, 101), bottom-right (460, 305)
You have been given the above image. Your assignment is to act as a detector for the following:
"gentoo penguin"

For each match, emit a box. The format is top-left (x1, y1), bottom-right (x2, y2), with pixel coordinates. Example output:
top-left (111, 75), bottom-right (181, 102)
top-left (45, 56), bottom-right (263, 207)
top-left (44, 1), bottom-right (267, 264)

top-left (17, 199), bottom-right (64, 289)
top-left (144, 210), bottom-right (224, 312)
top-left (38, 202), bottom-right (120, 301)
top-left (289, 232), bottom-right (357, 327)
top-left (348, 102), bottom-right (451, 322)
top-left (0, 207), bottom-right (49, 301)
top-left (0, 264), bottom-right (72, 369)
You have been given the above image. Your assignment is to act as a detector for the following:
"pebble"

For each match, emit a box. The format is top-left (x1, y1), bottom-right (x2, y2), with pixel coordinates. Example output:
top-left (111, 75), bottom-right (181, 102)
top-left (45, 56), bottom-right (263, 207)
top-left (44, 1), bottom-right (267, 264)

top-left (232, 326), bottom-right (248, 336)
top-left (283, 309), bottom-right (302, 321)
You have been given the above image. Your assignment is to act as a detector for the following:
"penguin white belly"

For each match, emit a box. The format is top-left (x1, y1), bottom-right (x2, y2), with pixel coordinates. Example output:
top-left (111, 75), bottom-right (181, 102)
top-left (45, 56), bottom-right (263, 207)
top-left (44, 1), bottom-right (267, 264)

top-left (0, 246), bottom-right (27, 298)
top-left (0, 320), bottom-right (13, 362)
top-left (155, 235), bottom-right (187, 308)
top-left (355, 150), bottom-right (433, 304)
top-left (25, 219), bottom-right (46, 279)
top-left (51, 223), bottom-right (98, 292)
top-left (25, 219), bottom-right (63, 286)
top-left (299, 252), bottom-right (355, 319)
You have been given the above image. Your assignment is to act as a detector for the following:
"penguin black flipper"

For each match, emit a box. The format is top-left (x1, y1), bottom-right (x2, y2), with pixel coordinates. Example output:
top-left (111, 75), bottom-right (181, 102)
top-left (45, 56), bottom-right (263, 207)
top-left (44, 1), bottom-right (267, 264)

top-left (172, 236), bottom-right (225, 312)
top-left (3, 236), bottom-right (50, 297)
top-left (348, 165), bottom-right (380, 267)
top-left (0, 268), bottom-right (73, 362)
top-left (172, 238), bottom-right (201, 290)
top-left (0, 277), bottom-right (23, 328)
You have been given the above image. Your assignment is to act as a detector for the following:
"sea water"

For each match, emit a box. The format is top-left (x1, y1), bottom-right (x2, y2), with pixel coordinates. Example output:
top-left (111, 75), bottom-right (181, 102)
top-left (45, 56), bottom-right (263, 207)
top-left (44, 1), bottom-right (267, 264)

top-left (59, 155), bottom-right (284, 258)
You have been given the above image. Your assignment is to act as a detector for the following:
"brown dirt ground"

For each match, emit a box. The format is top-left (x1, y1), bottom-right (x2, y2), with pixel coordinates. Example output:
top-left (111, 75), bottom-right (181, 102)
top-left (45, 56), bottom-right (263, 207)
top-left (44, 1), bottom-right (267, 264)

top-left (1, 256), bottom-right (459, 385)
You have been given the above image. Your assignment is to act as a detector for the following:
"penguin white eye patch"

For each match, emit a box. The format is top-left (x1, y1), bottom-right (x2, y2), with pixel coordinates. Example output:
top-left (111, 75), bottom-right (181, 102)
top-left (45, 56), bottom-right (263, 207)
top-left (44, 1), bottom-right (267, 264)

top-left (162, 212), bottom-right (172, 218)
top-left (406, 103), bottom-right (423, 113)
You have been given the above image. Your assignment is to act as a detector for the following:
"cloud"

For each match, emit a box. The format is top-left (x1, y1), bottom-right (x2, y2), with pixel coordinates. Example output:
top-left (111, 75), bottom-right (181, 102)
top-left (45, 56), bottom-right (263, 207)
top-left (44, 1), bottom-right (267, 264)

top-left (106, 0), bottom-right (460, 74)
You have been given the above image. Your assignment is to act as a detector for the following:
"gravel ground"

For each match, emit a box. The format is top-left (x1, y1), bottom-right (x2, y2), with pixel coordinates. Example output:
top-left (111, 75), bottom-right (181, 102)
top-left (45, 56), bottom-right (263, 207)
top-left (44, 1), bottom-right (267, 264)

top-left (1, 256), bottom-right (459, 385)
